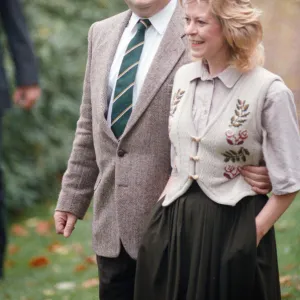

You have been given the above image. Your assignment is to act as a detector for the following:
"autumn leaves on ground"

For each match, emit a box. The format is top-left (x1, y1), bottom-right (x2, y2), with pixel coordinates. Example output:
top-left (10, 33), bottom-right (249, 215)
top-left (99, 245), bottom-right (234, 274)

top-left (1, 196), bottom-right (300, 300)
top-left (0, 203), bottom-right (99, 300)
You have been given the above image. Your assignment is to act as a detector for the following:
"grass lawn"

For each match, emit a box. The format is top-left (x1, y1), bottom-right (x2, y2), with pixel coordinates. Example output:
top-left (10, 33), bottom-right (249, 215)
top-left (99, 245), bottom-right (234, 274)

top-left (0, 195), bottom-right (300, 300)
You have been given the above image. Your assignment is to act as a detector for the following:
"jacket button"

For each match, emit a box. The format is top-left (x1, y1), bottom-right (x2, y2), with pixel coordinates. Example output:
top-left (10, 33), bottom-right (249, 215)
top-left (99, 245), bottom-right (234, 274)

top-left (117, 149), bottom-right (126, 157)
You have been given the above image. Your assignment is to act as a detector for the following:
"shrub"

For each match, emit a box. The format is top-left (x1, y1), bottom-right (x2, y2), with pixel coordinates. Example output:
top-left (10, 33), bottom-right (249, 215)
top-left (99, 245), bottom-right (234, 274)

top-left (2, 0), bottom-right (127, 210)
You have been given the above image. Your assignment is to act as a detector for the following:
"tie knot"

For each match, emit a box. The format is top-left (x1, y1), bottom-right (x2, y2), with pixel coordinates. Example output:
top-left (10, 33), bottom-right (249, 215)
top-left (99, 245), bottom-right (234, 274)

top-left (137, 19), bottom-right (151, 31)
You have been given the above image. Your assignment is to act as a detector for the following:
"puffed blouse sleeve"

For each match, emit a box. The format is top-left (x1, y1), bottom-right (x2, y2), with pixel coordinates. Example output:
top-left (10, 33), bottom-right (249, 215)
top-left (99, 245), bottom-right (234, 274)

top-left (262, 80), bottom-right (300, 195)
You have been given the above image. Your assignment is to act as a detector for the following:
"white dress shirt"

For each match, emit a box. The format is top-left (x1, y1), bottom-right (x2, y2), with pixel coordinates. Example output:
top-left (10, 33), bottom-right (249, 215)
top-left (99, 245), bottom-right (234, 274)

top-left (107, 0), bottom-right (178, 125)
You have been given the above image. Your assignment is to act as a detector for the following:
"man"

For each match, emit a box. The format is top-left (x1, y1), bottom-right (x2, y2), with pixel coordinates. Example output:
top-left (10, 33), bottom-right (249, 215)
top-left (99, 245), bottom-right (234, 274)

top-left (0, 0), bottom-right (40, 279)
top-left (54, 0), bottom-right (271, 299)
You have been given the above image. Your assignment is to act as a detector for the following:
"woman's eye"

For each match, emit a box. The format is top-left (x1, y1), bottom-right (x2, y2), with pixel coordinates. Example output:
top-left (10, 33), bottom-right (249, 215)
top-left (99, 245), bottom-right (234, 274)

top-left (198, 20), bottom-right (206, 26)
top-left (184, 17), bottom-right (191, 24)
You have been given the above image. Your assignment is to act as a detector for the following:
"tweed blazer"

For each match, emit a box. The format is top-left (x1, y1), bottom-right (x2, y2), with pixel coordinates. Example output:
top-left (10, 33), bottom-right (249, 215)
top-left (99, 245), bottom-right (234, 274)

top-left (56, 5), bottom-right (190, 258)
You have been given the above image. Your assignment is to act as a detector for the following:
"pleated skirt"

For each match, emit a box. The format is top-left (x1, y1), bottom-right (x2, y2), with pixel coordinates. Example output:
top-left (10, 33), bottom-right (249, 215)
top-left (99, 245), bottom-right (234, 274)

top-left (134, 182), bottom-right (281, 300)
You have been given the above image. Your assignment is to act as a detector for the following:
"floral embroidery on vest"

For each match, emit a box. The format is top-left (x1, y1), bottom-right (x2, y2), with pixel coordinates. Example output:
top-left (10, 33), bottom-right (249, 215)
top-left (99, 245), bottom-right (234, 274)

top-left (170, 89), bottom-right (185, 117)
top-left (224, 166), bottom-right (241, 180)
top-left (222, 147), bottom-right (250, 163)
top-left (223, 99), bottom-right (251, 180)
top-left (229, 99), bottom-right (250, 128)
top-left (225, 129), bottom-right (248, 145)
top-left (169, 89), bottom-right (185, 133)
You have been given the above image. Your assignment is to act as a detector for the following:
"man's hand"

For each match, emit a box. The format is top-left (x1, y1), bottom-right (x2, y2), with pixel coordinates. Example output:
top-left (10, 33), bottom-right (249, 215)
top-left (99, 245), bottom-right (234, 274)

top-left (240, 166), bottom-right (272, 194)
top-left (54, 211), bottom-right (78, 238)
top-left (13, 85), bottom-right (41, 110)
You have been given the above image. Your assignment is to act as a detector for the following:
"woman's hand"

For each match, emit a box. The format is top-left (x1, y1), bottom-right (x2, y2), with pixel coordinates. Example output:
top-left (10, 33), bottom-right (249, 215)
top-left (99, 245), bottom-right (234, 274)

top-left (240, 166), bottom-right (272, 194)
top-left (255, 192), bottom-right (297, 246)
top-left (255, 220), bottom-right (265, 247)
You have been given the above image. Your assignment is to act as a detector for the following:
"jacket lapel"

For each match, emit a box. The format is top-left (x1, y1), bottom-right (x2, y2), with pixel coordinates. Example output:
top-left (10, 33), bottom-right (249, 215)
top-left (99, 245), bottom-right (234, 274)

top-left (122, 6), bottom-right (186, 137)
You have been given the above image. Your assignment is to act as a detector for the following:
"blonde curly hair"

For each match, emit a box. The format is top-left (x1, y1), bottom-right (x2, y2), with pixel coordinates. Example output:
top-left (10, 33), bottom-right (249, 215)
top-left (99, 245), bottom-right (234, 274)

top-left (181, 0), bottom-right (265, 72)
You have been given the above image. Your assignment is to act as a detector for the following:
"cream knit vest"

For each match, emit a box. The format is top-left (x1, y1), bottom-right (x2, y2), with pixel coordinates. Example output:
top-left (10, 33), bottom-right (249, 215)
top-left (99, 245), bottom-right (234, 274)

top-left (163, 64), bottom-right (281, 207)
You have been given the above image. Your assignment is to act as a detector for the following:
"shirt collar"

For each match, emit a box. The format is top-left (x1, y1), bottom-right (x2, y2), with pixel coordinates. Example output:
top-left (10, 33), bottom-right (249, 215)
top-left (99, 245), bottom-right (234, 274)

top-left (128, 0), bottom-right (177, 35)
top-left (189, 61), bottom-right (243, 88)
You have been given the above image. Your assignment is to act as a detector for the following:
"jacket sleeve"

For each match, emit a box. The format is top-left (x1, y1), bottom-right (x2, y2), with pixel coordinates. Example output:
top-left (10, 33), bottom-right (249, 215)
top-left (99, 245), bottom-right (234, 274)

top-left (0, 0), bottom-right (39, 86)
top-left (55, 23), bottom-right (99, 219)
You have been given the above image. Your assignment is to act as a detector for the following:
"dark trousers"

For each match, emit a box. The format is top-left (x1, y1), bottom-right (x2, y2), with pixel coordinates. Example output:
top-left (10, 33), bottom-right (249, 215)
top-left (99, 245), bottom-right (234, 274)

top-left (0, 115), bottom-right (6, 279)
top-left (97, 242), bottom-right (137, 300)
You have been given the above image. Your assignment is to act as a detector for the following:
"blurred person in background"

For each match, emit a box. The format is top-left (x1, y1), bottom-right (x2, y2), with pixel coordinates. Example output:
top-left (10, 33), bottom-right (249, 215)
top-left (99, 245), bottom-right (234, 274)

top-left (0, 0), bottom-right (40, 279)
top-left (54, 0), bottom-right (272, 299)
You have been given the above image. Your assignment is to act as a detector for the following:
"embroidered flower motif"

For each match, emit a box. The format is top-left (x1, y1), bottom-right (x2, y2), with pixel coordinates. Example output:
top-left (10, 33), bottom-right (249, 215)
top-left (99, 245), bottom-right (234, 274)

top-left (229, 99), bottom-right (250, 128)
top-left (225, 129), bottom-right (249, 145)
top-left (222, 147), bottom-right (250, 163)
top-left (224, 165), bottom-right (241, 180)
top-left (170, 89), bottom-right (185, 117)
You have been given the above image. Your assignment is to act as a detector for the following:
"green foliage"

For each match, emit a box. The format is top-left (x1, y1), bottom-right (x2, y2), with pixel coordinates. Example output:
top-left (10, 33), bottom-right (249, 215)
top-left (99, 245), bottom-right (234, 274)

top-left (2, 0), bottom-right (127, 210)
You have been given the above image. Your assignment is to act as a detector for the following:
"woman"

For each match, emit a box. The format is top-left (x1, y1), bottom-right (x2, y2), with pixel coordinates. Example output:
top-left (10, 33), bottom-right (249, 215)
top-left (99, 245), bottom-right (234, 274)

top-left (133, 0), bottom-right (300, 299)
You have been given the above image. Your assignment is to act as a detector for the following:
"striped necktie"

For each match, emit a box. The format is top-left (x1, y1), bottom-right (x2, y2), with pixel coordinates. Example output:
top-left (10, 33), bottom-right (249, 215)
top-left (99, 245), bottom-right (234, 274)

top-left (111, 19), bottom-right (151, 139)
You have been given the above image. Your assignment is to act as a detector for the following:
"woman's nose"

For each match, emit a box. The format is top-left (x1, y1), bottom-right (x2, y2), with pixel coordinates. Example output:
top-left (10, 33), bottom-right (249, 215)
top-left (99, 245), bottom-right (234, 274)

top-left (185, 22), bottom-right (196, 35)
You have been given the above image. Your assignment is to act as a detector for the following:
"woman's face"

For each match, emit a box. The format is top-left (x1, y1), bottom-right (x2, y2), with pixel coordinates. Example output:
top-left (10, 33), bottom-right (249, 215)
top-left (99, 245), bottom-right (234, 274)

top-left (184, 0), bottom-right (229, 63)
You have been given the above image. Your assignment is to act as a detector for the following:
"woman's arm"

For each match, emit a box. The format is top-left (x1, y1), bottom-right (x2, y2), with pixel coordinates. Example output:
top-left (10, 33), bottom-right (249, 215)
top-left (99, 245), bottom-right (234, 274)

top-left (158, 144), bottom-right (178, 201)
top-left (255, 192), bottom-right (297, 245)
top-left (256, 80), bottom-right (300, 245)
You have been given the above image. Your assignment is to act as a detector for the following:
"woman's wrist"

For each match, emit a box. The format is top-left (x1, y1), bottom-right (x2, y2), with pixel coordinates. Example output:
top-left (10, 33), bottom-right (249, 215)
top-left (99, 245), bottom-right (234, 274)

top-left (255, 217), bottom-right (269, 245)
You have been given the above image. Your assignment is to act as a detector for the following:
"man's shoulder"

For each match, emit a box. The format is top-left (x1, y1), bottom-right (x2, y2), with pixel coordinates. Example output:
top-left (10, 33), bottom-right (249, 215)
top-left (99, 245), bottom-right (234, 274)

top-left (91, 10), bottom-right (131, 33)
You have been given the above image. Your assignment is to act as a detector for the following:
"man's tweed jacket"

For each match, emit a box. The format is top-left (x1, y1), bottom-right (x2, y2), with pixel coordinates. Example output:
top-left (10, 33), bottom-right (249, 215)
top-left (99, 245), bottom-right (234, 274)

top-left (56, 5), bottom-right (190, 259)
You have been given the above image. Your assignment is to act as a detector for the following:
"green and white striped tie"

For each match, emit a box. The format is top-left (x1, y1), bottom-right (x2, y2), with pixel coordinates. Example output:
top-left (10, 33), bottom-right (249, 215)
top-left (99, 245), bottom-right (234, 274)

top-left (111, 19), bottom-right (151, 139)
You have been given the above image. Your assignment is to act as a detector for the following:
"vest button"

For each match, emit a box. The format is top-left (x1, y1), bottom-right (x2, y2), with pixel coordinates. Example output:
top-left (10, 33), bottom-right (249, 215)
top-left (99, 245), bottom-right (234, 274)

top-left (189, 175), bottom-right (199, 180)
top-left (191, 136), bottom-right (201, 143)
top-left (117, 149), bottom-right (126, 157)
top-left (190, 156), bottom-right (200, 161)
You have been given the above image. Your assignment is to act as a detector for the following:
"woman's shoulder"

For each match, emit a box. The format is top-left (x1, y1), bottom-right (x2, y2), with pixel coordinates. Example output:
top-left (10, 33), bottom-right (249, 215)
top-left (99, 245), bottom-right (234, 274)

top-left (254, 67), bottom-right (292, 97)
top-left (245, 67), bottom-right (294, 106)
top-left (245, 66), bottom-right (287, 85)
top-left (175, 61), bottom-right (202, 80)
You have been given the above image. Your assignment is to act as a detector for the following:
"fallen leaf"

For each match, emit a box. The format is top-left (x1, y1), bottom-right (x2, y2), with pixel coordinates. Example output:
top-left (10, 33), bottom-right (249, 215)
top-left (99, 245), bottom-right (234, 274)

top-left (55, 282), bottom-right (76, 290)
top-left (281, 292), bottom-right (293, 298)
top-left (82, 278), bottom-right (99, 289)
top-left (71, 243), bottom-right (84, 255)
top-left (25, 217), bottom-right (39, 228)
top-left (35, 220), bottom-right (52, 236)
top-left (4, 259), bottom-right (15, 268)
top-left (74, 264), bottom-right (87, 272)
top-left (8, 244), bottom-right (20, 255)
top-left (47, 242), bottom-right (69, 255)
top-left (85, 255), bottom-right (97, 265)
top-left (29, 256), bottom-right (50, 268)
top-left (47, 242), bottom-right (63, 253)
top-left (283, 264), bottom-right (296, 271)
top-left (280, 275), bottom-right (292, 285)
top-left (11, 224), bottom-right (29, 237)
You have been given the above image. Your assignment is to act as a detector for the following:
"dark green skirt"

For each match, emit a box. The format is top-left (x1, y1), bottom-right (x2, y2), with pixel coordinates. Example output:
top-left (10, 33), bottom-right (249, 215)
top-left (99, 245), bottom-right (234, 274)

top-left (134, 182), bottom-right (281, 300)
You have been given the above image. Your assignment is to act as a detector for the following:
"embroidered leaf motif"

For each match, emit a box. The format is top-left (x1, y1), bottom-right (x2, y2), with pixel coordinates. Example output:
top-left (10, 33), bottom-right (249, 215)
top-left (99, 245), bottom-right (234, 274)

top-left (230, 99), bottom-right (250, 127)
top-left (221, 147), bottom-right (250, 163)
top-left (170, 89), bottom-right (186, 117)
